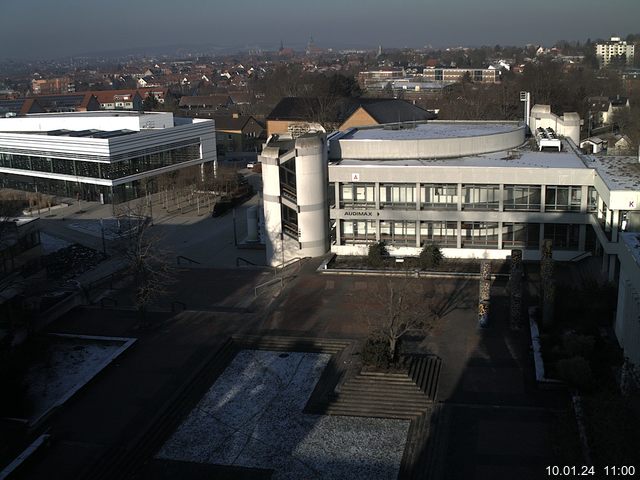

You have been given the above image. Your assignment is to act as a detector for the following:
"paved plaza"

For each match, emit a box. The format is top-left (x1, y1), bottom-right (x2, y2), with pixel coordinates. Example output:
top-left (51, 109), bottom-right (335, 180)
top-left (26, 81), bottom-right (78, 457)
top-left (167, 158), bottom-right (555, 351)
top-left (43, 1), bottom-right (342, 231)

top-left (11, 248), bottom-right (570, 479)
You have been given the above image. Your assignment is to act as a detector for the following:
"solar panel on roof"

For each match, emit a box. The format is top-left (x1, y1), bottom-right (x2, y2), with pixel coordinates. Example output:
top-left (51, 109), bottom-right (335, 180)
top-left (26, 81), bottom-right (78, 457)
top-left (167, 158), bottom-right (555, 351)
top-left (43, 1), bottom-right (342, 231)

top-left (91, 129), bottom-right (136, 138)
top-left (67, 130), bottom-right (99, 137)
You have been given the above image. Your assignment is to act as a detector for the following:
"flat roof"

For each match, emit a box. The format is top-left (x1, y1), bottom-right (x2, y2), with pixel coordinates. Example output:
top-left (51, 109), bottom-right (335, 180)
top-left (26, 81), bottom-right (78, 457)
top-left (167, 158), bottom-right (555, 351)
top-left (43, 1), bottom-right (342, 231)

top-left (333, 144), bottom-right (588, 170)
top-left (341, 121), bottom-right (521, 141)
top-left (17, 111), bottom-right (168, 118)
top-left (588, 155), bottom-right (640, 191)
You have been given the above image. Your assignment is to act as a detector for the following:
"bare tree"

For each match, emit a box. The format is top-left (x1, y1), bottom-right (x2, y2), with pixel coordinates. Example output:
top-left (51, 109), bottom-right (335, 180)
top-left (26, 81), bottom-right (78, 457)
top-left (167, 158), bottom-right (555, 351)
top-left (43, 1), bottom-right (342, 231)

top-left (113, 203), bottom-right (175, 325)
top-left (365, 275), bottom-right (472, 362)
top-left (367, 277), bottom-right (431, 360)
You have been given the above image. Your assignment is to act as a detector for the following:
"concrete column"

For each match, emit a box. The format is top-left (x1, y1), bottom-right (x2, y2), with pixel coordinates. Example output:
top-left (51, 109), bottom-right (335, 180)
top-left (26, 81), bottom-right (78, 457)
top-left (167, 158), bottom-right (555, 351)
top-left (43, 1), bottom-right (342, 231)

top-left (375, 182), bottom-right (380, 210)
top-left (457, 220), bottom-right (462, 249)
top-left (335, 219), bottom-right (342, 246)
top-left (578, 224), bottom-right (586, 251)
top-left (416, 182), bottom-right (421, 211)
top-left (540, 185), bottom-right (546, 212)
top-left (539, 223), bottom-right (545, 257)
top-left (605, 207), bottom-right (612, 232)
top-left (415, 220), bottom-right (420, 247)
top-left (597, 197), bottom-right (605, 220)
top-left (498, 184), bottom-right (504, 212)
top-left (294, 134), bottom-right (329, 259)
top-left (612, 210), bottom-right (620, 242)
top-left (609, 254), bottom-right (617, 283)
top-left (375, 219), bottom-right (380, 241)
top-left (580, 185), bottom-right (588, 213)
top-left (498, 221), bottom-right (503, 250)
top-left (334, 182), bottom-right (340, 209)
top-left (457, 183), bottom-right (463, 211)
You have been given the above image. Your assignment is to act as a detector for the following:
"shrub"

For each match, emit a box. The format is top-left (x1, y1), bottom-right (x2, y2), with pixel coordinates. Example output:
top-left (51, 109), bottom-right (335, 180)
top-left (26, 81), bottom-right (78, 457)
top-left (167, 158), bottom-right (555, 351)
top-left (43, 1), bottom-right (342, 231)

top-left (419, 243), bottom-right (444, 270)
top-left (361, 335), bottom-right (392, 369)
top-left (556, 356), bottom-right (593, 390)
top-left (367, 241), bottom-right (388, 268)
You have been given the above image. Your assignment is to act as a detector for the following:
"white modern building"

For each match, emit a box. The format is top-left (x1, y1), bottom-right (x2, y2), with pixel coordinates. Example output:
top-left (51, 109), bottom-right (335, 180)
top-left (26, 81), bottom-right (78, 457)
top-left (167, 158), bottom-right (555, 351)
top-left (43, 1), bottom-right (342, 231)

top-left (260, 113), bottom-right (640, 369)
top-left (0, 111), bottom-right (216, 203)
top-left (596, 37), bottom-right (636, 67)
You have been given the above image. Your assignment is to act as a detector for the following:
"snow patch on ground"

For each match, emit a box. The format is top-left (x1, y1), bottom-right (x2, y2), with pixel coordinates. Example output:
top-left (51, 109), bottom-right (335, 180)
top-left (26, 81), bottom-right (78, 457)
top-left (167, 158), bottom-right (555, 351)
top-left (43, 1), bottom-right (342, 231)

top-left (157, 350), bottom-right (410, 480)
top-left (25, 337), bottom-right (125, 421)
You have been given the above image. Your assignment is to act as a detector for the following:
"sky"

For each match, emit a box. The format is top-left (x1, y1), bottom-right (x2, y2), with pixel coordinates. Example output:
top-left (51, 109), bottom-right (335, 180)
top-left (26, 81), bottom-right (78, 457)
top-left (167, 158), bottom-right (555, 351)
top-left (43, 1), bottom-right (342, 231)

top-left (1, 0), bottom-right (639, 60)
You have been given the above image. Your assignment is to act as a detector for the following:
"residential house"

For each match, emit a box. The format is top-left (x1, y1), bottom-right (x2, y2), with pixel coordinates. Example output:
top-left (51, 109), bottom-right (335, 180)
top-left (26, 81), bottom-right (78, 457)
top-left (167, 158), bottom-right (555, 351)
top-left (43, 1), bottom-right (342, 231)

top-left (179, 95), bottom-right (234, 116)
top-left (27, 93), bottom-right (100, 112)
top-left (92, 90), bottom-right (143, 111)
top-left (0, 98), bottom-right (45, 116)
top-left (214, 113), bottom-right (264, 159)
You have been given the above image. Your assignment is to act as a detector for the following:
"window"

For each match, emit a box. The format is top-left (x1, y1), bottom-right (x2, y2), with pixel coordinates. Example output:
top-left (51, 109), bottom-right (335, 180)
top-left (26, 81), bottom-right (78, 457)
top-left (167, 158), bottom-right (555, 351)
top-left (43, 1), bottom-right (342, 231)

top-left (281, 205), bottom-right (298, 239)
top-left (380, 184), bottom-right (415, 209)
top-left (545, 186), bottom-right (582, 211)
top-left (462, 222), bottom-right (499, 248)
top-left (339, 183), bottom-right (375, 209)
top-left (341, 220), bottom-right (376, 244)
top-left (544, 224), bottom-right (580, 249)
top-left (279, 158), bottom-right (296, 201)
top-left (504, 185), bottom-right (541, 211)
top-left (587, 186), bottom-right (598, 213)
top-left (463, 184), bottom-right (500, 210)
top-left (420, 221), bottom-right (457, 247)
top-left (380, 221), bottom-right (416, 246)
top-left (502, 223), bottom-right (540, 248)
top-left (421, 184), bottom-right (458, 209)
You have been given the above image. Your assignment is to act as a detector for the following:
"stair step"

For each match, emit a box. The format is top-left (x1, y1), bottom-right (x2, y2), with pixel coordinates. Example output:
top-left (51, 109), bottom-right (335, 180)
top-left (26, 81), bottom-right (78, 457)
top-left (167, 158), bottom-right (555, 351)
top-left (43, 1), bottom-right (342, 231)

top-left (336, 391), bottom-right (429, 403)
top-left (321, 407), bottom-right (420, 420)
top-left (348, 377), bottom-right (418, 386)
top-left (328, 403), bottom-right (429, 413)
top-left (359, 371), bottom-right (410, 378)
top-left (351, 376), bottom-right (416, 383)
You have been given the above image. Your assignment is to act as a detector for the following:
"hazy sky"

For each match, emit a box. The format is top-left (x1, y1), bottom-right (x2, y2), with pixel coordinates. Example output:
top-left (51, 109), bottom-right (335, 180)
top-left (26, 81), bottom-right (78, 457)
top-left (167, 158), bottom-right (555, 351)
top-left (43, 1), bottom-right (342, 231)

top-left (1, 0), bottom-right (639, 59)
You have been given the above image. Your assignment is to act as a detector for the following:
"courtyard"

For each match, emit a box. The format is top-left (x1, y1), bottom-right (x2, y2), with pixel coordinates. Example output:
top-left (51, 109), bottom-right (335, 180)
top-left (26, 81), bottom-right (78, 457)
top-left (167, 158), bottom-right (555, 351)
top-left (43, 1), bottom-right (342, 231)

top-left (3, 255), bottom-right (577, 479)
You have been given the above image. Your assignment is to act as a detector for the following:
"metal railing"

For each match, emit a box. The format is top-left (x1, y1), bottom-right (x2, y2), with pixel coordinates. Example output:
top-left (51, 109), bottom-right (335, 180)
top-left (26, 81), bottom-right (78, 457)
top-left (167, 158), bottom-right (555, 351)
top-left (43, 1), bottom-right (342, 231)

top-left (273, 257), bottom-right (303, 276)
top-left (254, 277), bottom-right (284, 297)
top-left (176, 255), bottom-right (201, 265)
top-left (236, 257), bottom-right (259, 267)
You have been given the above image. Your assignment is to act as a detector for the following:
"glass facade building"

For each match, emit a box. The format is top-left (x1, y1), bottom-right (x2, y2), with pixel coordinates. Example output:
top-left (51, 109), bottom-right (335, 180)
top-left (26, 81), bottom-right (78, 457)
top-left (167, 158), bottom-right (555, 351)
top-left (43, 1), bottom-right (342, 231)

top-left (0, 113), bottom-right (215, 204)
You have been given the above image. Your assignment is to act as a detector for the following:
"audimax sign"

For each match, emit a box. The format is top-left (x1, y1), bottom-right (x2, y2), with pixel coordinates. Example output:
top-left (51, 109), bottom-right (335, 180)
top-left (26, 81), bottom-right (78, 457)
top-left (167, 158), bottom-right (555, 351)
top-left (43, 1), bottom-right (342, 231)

top-left (343, 211), bottom-right (380, 217)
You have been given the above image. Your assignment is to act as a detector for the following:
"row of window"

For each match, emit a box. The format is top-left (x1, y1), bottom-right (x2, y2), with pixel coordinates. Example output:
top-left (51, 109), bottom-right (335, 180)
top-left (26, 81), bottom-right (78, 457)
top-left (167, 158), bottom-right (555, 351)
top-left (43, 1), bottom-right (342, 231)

top-left (340, 220), bottom-right (581, 249)
top-left (331, 183), bottom-right (598, 212)
top-left (0, 144), bottom-right (201, 180)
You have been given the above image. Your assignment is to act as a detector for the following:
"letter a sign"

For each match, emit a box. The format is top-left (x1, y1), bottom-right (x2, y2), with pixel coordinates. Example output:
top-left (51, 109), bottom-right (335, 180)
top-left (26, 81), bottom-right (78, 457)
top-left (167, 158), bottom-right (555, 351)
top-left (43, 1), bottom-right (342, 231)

top-left (351, 173), bottom-right (360, 182)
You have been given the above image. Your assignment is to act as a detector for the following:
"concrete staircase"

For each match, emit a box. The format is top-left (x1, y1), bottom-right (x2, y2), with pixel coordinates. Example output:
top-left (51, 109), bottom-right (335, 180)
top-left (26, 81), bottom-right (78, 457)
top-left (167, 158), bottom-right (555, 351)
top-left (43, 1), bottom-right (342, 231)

top-left (317, 356), bottom-right (441, 420)
top-left (231, 334), bottom-right (350, 355)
